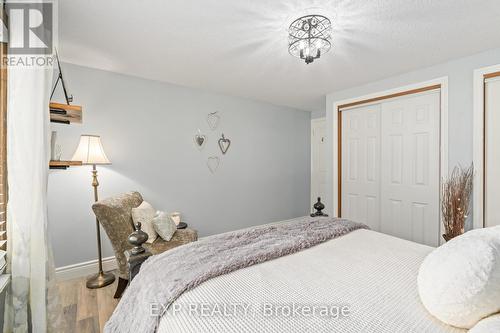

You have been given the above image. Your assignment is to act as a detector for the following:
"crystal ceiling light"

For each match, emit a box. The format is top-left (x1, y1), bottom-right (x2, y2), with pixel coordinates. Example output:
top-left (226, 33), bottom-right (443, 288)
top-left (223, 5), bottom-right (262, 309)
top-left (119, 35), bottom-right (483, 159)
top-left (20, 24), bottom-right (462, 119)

top-left (288, 15), bottom-right (332, 64)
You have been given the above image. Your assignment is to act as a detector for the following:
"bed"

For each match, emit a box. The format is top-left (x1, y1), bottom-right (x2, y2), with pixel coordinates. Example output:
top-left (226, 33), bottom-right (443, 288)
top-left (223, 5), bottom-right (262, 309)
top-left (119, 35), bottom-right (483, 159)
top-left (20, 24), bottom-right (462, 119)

top-left (106, 217), bottom-right (466, 333)
top-left (157, 227), bottom-right (463, 333)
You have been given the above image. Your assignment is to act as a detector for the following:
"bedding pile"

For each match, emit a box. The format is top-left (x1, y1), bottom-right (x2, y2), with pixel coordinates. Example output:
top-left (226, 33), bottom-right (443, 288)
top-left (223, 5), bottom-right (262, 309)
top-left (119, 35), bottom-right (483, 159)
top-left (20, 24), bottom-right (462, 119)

top-left (104, 216), bottom-right (367, 333)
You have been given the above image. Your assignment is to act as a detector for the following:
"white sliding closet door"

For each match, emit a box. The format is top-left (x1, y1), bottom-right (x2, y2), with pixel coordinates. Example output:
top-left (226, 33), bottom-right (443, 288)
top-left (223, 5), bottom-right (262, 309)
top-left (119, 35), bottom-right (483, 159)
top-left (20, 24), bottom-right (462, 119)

top-left (341, 91), bottom-right (440, 246)
top-left (341, 104), bottom-right (381, 231)
top-left (485, 77), bottom-right (500, 228)
top-left (380, 92), bottom-right (440, 246)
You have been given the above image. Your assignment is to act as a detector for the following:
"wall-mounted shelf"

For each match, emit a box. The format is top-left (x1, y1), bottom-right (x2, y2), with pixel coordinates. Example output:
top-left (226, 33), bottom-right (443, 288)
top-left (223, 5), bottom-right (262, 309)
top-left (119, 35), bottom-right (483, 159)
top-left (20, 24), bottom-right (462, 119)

top-left (49, 160), bottom-right (82, 170)
top-left (50, 102), bottom-right (82, 124)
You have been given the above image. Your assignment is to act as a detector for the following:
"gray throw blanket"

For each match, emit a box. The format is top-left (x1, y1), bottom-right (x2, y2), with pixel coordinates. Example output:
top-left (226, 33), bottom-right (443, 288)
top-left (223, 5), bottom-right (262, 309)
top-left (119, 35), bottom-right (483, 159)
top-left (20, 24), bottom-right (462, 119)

top-left (104, 216), bottom-right (368, 333)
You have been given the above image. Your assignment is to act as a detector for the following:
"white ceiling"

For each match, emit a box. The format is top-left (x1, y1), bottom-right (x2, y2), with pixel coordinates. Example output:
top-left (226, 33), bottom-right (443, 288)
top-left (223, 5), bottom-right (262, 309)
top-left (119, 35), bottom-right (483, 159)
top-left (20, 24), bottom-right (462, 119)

top-left (58, 0), bottom-right (500, 111)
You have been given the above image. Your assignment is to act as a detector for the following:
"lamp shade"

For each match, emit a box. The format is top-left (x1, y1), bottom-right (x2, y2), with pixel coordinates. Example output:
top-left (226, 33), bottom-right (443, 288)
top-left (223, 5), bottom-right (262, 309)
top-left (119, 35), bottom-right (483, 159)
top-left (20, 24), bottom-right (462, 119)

top-left (71, 135), bottom-right (111, 165)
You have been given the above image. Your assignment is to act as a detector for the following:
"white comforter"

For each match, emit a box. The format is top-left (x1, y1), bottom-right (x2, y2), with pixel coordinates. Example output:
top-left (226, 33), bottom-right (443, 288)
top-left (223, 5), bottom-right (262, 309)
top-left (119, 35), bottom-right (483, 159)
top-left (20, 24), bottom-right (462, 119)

top-left (158, 228), bottom-right (464, 333)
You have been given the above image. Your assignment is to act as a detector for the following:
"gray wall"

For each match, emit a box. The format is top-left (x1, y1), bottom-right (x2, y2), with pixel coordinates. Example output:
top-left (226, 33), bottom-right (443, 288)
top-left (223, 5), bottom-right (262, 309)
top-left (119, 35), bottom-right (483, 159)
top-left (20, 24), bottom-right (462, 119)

top-left (322, 47), bottom-right (500, 227)
top-left (48, 63), bottom-right (311, 268)
top-left (310, 110), bottom-right (326, 119)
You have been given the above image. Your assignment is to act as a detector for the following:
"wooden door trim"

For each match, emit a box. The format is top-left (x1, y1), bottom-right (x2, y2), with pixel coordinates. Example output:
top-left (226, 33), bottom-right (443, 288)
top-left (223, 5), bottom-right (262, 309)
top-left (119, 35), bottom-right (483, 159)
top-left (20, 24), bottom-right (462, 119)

top-left (331, 77), bottom-right (449, 243)
top-left (484, 71), bottom-right (500, 80)
top-left (473, 64), bottom-right (500, 230)
top-left (338, 84), bottom-right (441, 110)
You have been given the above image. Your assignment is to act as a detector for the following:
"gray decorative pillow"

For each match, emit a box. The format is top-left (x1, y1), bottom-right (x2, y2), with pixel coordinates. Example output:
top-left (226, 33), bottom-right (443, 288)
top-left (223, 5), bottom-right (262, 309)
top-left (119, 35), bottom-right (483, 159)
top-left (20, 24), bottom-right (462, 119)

top-left (152, 211), bottom-right (177, 241)
top-left (131, 201), bottom-right (158, 244)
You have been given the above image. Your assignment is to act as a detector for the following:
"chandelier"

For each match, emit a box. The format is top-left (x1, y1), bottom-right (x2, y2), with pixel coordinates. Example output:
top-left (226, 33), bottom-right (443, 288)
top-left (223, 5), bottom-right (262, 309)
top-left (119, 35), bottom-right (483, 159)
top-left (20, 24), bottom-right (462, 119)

top-left (288, 15), bottom-right (332, 64)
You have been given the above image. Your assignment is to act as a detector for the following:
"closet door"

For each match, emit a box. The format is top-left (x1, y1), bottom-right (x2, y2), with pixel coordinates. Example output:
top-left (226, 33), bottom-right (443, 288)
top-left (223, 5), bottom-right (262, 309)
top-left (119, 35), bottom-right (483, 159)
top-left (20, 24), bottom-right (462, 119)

top-left (380, 92), bottom-right (440, 246)
top-left (485, 77), bottom-right (500, 228)
top-left (341, 104), bottom-right (381, 231)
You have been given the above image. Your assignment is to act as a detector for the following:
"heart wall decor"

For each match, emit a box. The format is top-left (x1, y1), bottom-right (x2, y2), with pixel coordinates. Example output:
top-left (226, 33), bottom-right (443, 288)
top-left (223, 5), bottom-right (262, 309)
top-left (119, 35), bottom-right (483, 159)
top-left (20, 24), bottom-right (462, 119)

top-left (207, 111), bottom-right (220, 131)
top-left (194, 129), bottom-right (206, 150)
top-left (218, 133), bottom-right (231, 155)
top-left (207, 156), bottom-right (220, 174)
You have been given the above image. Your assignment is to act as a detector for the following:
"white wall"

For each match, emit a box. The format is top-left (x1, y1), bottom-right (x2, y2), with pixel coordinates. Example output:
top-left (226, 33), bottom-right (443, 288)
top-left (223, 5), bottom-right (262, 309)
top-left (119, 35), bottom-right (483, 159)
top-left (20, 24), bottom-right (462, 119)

top-left (48, 63), bottom-right (311, 268)
top-left (324, 47), bottom-right (500, 230)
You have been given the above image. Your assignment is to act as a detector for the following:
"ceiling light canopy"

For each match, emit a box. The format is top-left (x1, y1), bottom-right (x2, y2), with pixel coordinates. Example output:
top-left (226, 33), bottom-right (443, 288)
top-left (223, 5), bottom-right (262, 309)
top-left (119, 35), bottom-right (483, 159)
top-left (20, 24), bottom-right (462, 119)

top-left (288, 15), bottom-right (332, 64)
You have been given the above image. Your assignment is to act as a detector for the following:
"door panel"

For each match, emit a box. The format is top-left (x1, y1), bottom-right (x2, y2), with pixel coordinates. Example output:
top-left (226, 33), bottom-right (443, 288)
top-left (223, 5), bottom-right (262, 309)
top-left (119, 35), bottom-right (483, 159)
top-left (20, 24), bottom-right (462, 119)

top-left (380, 92), bottom-right (440, 246)
top-left (341, 104), bottom-right (381, 231)
top-left (341, 91), bottom-right (440, 246)
top-left (411, 202), bottom-right (427, 244)
top-left (390, 135), bottom-right (403, 184)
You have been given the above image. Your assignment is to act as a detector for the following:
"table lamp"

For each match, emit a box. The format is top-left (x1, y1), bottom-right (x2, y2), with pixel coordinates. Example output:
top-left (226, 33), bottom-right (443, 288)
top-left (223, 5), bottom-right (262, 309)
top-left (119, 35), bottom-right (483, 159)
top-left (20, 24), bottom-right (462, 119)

top-left (72, 134), bottom-right (115, 289)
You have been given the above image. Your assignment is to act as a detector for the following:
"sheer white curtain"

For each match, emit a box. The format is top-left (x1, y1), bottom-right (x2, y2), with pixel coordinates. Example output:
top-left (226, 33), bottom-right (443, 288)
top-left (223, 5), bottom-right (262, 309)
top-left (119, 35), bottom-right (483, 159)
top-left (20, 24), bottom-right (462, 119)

top-left (2, 1), bottom-right (61, 332)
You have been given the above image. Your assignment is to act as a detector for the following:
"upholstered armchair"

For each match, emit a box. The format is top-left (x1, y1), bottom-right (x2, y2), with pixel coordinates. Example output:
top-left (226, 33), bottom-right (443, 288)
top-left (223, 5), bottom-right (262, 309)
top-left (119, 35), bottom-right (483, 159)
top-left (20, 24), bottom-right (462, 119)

top-left (92, 191), bottom-right (197, 298)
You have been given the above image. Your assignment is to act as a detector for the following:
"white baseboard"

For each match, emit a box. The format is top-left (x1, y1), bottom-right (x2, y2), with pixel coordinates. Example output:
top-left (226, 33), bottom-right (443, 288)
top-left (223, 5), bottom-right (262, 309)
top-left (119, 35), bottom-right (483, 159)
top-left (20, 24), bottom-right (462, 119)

top-left (55, 256), bottom-right (117, 281)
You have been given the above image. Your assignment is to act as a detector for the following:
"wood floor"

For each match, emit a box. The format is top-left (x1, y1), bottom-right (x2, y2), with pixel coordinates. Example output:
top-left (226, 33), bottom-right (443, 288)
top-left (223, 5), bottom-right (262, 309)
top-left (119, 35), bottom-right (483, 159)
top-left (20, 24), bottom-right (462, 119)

top-left (57, 271), bottom-right (119, 333)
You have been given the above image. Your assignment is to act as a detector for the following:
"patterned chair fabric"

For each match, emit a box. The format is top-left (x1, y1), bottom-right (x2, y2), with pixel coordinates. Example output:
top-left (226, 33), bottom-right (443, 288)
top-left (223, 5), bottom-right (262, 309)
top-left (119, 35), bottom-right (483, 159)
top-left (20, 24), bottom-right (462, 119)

top-left (92, 191), bottom-right (198, 279)
top-left (92, 191), bottom-right (143, 279)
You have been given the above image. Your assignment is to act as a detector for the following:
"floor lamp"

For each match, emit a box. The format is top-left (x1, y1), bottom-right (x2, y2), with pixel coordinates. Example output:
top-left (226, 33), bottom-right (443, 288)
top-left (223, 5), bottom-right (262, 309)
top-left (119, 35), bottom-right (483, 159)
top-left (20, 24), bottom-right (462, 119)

top-left (72, 134), bottom-right (115, 289)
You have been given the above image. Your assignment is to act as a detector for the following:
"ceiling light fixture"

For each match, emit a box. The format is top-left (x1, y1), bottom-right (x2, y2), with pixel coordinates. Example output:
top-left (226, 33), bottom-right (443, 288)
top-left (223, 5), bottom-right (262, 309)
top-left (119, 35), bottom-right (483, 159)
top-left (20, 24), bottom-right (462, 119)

top-left (288, 15), bottom-right (332, 64)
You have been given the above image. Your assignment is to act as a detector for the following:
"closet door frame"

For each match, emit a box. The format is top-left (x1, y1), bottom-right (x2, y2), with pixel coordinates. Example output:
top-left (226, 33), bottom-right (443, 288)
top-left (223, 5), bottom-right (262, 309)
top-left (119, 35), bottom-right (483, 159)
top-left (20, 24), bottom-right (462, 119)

top-left (473, 65), bottom-right (500, 229)
top-left (331, 77), bottom-right (449, 241)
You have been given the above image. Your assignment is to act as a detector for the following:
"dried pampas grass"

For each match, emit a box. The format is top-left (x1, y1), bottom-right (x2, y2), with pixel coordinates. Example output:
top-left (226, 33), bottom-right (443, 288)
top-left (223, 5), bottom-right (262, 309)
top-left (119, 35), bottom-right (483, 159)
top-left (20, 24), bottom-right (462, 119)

top-left (441, 164), bottom-right (473, 241)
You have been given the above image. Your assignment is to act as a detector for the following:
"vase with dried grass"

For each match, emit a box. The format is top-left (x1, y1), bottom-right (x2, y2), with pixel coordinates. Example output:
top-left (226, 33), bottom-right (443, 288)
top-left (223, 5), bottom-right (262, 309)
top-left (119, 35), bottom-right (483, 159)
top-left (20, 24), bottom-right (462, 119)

top-left (441, 164), bottom-right (473, 242)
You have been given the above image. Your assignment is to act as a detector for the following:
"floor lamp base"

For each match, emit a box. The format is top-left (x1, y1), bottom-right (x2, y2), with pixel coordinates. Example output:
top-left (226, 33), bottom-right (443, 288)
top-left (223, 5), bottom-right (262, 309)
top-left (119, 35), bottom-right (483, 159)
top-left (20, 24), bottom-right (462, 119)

top-left (86, 271), bottom-right (115, 289)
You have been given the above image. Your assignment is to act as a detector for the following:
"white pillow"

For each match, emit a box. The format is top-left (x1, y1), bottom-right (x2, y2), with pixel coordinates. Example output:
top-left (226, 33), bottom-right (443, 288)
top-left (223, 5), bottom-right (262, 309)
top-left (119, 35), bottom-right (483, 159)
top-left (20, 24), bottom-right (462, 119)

top-left (152, 211), bottom-right (177, 241)
top-left (131, 201), bottom-right (158, 244)
top-left (417, 226), bottom-right (500, 328)
top-left (470, 313), bottom-right (500, 333)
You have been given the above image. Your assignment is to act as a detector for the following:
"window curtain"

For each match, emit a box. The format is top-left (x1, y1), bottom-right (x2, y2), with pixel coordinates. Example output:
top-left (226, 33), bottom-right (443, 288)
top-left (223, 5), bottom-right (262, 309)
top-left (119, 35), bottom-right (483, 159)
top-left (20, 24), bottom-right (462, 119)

top-left (2, 1), bottom-right (62, 331)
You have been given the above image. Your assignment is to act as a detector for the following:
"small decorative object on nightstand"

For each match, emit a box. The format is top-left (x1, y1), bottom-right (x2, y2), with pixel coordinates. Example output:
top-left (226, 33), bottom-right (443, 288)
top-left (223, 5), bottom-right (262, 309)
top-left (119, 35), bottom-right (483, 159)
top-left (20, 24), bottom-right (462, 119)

top-left (170, 212), bottom-right (181, 226)
top-left (177, 222), bottom-right (188, 229)
top-left (311, 197), bottom-right (328, 217)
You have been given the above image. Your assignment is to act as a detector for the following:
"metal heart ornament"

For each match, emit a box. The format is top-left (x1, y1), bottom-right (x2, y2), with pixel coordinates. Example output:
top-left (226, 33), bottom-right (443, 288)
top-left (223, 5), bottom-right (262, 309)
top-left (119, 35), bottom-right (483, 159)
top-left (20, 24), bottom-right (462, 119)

top-left (194, 133), bottom-right (206, 150)
top-left (218, 133), bottom-right (231, 155)
top-left (207, 111), bottom-right (220, 131)
top-left (207, 156), bottom-right (220, 174)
